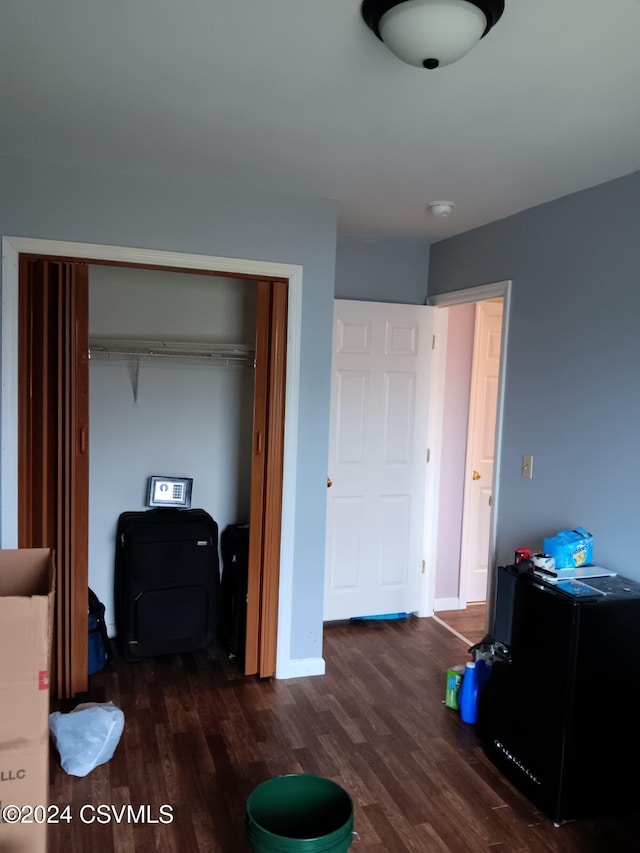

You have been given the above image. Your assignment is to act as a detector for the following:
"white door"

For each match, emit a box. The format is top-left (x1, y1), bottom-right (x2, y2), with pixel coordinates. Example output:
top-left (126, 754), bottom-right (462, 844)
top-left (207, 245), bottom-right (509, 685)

top-left (324, 300), bottom-right (434, 621)
top-left (460, 300), bottom-right (503, 604)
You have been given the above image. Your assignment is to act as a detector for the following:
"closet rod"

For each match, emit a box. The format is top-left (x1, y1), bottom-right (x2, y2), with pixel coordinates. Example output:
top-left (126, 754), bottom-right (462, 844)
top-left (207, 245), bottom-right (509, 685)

top-left (88, 338), bottom-right (255, 368)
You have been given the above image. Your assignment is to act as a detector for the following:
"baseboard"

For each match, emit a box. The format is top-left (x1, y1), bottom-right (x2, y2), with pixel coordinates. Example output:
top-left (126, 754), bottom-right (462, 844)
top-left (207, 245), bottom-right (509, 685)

top-left (434, 597), bottom-right (460, 611)
top-left (276, 657), bottom-right (326, 679)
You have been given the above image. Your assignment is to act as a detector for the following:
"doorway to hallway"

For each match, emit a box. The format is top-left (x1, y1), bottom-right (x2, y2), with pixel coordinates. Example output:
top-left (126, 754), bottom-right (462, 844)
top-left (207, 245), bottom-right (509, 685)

top-left (429, 283), bottom-right (510, 638)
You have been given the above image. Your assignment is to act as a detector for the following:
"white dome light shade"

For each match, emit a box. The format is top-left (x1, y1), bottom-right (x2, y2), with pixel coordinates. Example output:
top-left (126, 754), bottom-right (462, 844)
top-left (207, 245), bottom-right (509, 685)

top-left (380, 0), bottom-right (486, 68)
top-left (361, 0), bottom-right (505, 70)
top-left (427, 200), bottom-right (455, 217)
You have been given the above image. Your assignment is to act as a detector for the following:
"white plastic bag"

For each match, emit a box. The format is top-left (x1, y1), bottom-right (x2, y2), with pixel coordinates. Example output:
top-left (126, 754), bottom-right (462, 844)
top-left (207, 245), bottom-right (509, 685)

top-left (49, 701), bottom-right (125, 777)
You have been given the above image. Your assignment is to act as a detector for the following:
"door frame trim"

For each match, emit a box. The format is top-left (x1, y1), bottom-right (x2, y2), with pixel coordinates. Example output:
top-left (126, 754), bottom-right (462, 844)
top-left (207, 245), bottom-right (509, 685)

top-left (423, 280), bottom-right (511, 628)
top-left (2, 235), bottom-right (303, 678)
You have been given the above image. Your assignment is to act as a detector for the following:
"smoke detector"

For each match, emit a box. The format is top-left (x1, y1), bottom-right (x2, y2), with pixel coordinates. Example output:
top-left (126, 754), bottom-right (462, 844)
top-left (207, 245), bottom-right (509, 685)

top-left (427, 200), bottom-right (455, 218)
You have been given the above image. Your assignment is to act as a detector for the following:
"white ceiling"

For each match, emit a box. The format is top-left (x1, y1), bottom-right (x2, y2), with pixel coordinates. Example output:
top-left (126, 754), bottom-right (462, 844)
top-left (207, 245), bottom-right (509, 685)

top-left (2, 0), bottom-right (640, 242)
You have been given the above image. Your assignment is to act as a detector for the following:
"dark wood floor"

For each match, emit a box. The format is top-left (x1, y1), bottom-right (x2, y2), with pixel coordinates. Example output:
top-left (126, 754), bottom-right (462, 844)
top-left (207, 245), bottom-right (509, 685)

top-left (434, 603), bottom-right (488, 647)
top-left (47, 617), bottom-right (640, 852)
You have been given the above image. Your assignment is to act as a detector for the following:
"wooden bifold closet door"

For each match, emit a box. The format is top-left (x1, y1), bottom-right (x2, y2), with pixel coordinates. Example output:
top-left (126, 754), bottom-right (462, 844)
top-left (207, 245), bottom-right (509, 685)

top-left (245, 280), bottom-right (287, 678)
top-left (18, 257), bottom-right (90, 699)
top-left (18, 260), bottom-right (287, 694)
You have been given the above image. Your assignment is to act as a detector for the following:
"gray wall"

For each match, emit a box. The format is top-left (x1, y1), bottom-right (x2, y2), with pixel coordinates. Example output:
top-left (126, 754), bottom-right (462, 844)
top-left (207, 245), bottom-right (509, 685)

top-left (428, 170), bottom-right (640, 582)
top-left (335, 236), bottom-right (429, 304)
top-left (0, 155), bottom-right (338, 662)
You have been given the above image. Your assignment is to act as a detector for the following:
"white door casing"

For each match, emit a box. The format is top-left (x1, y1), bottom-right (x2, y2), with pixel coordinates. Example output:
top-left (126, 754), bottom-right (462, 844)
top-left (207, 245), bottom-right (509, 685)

top-left (1, 236), bottom-right (310, 679)
top-left (324, 300), bottom-right (434, 621)
top-left (459, 299), bottom-right (503, 604)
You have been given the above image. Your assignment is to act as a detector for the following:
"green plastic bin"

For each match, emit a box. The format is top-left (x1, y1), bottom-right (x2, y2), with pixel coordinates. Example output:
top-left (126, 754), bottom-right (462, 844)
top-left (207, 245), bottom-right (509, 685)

top-left (246, 774), bottom-right (354, 852)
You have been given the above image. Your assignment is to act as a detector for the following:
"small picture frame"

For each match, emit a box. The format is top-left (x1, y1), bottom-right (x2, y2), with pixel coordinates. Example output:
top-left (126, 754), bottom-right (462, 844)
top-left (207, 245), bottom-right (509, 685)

top-left (146, 476), bottom-right (193, 508)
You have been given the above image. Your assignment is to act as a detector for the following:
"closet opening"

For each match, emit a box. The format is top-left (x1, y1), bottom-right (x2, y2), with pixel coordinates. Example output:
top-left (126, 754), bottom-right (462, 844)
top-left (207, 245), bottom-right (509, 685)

top-left (18, 254), bottom-right (288, 698)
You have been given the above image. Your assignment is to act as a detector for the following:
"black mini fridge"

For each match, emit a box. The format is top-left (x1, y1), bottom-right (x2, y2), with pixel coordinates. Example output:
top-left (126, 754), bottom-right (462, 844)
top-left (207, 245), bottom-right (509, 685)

top-left (479, 569), bottom-right (640, 824)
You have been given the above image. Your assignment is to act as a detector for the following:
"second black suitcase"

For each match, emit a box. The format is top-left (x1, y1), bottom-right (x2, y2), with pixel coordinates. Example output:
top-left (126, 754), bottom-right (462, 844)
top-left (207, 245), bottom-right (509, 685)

top-left (220, 523), bottom-right (250, 663)
top-left (115, 508), bottom-right (220, 661)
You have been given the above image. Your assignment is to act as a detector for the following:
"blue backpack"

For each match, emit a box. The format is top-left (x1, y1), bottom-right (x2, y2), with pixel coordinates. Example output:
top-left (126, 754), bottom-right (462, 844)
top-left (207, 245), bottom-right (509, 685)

top-left (88, 588), bottom-right (112, 675)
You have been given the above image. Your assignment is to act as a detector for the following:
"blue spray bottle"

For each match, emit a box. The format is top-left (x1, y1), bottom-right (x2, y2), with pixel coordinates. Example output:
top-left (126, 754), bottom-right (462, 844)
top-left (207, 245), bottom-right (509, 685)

top-left (459, 660), bottom-right (479, 724)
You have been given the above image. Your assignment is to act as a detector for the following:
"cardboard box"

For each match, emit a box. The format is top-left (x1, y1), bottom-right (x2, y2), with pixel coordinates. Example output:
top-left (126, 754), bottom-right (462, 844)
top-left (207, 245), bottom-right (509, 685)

top-left (0, 549), bottom-right (55, 853)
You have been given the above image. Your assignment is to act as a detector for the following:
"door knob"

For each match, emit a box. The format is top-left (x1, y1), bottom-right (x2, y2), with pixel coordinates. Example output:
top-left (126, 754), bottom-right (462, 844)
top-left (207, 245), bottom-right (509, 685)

top-left (327, 476), bottom-right (333, 488)
top-left (472, 470), bottom-right (481, 480)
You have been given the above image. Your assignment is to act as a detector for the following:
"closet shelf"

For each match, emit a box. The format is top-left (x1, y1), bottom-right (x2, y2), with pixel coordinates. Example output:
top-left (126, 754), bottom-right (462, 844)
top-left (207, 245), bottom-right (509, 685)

top-left (88, 338), bottom-right (255, 368)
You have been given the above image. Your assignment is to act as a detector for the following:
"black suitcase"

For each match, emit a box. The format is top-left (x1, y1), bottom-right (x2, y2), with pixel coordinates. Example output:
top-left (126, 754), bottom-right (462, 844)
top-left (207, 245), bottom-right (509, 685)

top-left (220, 523), bottom-right (250, 663)
top-left (115, 508), bottom-right (220, 661)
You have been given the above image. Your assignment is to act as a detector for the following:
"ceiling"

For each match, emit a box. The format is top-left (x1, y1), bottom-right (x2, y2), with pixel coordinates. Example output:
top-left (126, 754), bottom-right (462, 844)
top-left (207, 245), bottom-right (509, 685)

top-left (2, 1), bottom-right (640, 242)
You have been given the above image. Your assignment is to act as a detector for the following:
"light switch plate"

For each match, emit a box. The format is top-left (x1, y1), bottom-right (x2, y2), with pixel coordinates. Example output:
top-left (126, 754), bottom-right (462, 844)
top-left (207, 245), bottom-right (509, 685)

top-left (522, 455), bottom-right (533, 479)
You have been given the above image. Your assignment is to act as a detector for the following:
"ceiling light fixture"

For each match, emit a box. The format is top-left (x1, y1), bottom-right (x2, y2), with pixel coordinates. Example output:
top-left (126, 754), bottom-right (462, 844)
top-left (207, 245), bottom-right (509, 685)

top-left (361, 0), bottom-right (505, 70)
top-left (427, 200), bottom-right (455, 217)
